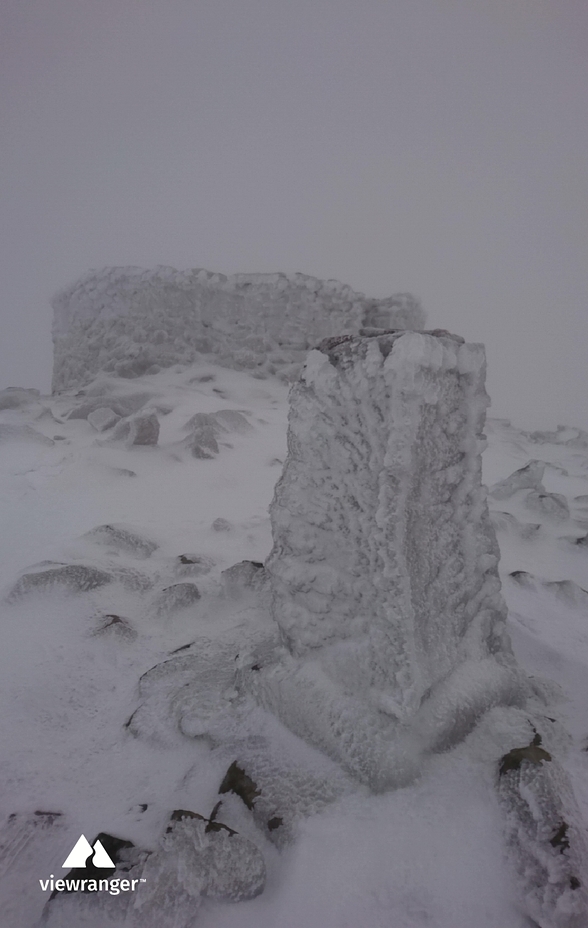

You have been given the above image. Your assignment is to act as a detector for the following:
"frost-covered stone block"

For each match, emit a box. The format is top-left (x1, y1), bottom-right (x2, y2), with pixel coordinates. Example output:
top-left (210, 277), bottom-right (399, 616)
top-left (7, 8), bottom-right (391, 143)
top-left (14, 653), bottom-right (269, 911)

top-left (126, 412), bottom-right (159, 446)
top-left (213, 409), bottom-right (252, 433)
top-left (188, 421), bottom-right (219, 459)
top-left (87, 406), bottom-right (120, 431)
top-left (253, 330), bottom-right (526, 788)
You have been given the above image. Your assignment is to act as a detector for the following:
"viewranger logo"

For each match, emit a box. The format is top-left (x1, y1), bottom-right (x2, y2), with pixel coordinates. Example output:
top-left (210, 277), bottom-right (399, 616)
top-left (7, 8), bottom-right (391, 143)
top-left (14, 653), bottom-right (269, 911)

top-left (38, 833), bottom-right (147, 896)
top-left (62, 834), bottom-right (115, 868)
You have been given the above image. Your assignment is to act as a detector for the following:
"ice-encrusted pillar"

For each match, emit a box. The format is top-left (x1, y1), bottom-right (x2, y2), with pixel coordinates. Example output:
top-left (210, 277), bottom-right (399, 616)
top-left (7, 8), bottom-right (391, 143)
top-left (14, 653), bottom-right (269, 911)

top-left (254, 330), bottom-right (526, 788)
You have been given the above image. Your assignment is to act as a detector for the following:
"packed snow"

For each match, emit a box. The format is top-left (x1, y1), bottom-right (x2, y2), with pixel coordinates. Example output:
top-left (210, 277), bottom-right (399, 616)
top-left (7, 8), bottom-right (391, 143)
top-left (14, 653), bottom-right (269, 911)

top-left (0, 342), bottom-right (587, 926)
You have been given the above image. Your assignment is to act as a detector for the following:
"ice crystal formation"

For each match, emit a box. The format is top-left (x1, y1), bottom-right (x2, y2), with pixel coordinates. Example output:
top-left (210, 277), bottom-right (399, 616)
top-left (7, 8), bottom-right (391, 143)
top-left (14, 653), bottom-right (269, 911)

top-left (51, 266), bottom-right (424, 391)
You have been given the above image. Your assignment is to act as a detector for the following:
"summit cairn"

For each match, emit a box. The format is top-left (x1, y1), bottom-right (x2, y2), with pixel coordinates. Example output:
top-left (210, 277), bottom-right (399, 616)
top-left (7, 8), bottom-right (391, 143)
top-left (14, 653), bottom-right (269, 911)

top-left (51, 266), bottom-right (425, 391)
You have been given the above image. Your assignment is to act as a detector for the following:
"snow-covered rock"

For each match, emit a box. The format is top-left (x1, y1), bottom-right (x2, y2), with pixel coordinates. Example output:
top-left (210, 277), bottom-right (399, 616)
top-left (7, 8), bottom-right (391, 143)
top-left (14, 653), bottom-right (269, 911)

top-left (66, 392), bottom-right (152, 420)
top-left (0, 387), bottom-right (41, 410)
top-left (497, 732), bottom-right (588, 927)
top-left (6, 564), bottom-right (113, 600)
top-left (151, 582), bottom-right (201, 617)
top-left (51, 266), bottom-right (425, 391)
top-left (82, 523), bottom-right (158, 558)
top-left (87, 406), bottom-right (120, 431)
top-left (127, 412), bottom-right (160, 446)
top-left (133, 809), bottom-right (266, 926)
top-left (524, 489), bottom-right (570, 522)
top-left (489, 459), bottom-right (546, 500)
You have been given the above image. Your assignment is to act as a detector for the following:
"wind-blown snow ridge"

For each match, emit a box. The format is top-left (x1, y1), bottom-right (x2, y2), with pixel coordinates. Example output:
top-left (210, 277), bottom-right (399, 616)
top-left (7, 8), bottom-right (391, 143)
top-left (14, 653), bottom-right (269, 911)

top-left (51, 266), bottom-right (425, 391)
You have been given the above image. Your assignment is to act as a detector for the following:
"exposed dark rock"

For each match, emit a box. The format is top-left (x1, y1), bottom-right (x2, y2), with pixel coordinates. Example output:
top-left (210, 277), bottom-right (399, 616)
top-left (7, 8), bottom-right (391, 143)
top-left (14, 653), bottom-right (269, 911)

top-left (508, 570), bottom-right (535, 585)
top-left (212, 518), bottom-right (231, 532)
top-left (218, 761), bottom-right (261, 811)
top-left (499, 733), bottom-right (552, 777)
top-left (91, 614), bottom-right (137, 641)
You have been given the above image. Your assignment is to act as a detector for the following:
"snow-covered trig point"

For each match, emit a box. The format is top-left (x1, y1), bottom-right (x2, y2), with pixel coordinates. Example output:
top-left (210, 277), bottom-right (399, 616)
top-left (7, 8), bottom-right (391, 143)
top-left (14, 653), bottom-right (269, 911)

top-left (255, 330), bottom-right (527, 787)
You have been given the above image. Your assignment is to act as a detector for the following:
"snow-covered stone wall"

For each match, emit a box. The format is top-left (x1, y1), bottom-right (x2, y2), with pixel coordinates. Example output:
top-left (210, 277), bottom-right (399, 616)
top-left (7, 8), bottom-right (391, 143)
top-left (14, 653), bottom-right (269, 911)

top-left (254, 330), bottom-right (526, 788)
top-left (51, 266), bottom-right (425, 392)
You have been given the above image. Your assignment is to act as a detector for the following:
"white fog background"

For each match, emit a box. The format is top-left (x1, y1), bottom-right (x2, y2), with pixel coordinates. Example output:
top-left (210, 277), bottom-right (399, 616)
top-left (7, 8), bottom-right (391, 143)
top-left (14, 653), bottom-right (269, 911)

top-left (1, 0), bottom-right (587, 430)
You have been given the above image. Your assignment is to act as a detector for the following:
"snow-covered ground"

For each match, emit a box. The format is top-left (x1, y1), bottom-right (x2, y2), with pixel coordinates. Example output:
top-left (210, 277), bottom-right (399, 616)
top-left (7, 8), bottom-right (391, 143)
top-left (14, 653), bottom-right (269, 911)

top-left (0, 363), bottom-right (587, 927)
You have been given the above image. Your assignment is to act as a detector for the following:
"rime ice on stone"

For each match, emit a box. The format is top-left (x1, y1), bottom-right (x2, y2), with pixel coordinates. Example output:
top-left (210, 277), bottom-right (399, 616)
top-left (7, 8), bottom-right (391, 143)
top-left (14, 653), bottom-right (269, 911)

top-left (51, 266), bottom-right (425, 390)
top-left (255, 331), bottom-right (526, 788)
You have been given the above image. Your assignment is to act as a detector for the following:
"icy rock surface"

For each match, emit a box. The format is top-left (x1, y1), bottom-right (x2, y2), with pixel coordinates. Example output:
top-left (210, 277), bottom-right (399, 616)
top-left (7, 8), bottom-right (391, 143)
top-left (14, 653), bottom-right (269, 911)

top-left (134, 810), bottom-right (266, 927)
top-left (497, 735), bottom-right (588, 927)
top-left (255, 331), bottom-right (526, 788)
top-left (51, 266), bottom-right (425, 390)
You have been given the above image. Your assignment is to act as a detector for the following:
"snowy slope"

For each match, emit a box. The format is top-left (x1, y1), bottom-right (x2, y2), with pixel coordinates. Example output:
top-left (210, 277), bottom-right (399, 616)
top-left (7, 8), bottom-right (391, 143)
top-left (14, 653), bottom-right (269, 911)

top-left (0, 364), bottom-right (587, 928)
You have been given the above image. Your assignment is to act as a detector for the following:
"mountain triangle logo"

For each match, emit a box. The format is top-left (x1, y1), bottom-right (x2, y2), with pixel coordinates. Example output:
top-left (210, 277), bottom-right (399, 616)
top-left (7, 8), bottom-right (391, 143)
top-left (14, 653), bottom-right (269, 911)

top-left (62, 835), bottom-right (115, 868)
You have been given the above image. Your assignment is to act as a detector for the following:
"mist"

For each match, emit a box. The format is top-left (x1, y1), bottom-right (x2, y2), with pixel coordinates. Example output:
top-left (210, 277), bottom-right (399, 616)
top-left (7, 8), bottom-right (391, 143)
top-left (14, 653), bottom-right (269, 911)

top-left (1, 0), bottom-right (587, 430)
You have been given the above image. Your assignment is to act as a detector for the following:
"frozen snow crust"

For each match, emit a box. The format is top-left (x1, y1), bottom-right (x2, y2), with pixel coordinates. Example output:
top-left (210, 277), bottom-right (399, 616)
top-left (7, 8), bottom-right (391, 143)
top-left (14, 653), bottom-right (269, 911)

top-left (51, 266), bottom-right (425, 391)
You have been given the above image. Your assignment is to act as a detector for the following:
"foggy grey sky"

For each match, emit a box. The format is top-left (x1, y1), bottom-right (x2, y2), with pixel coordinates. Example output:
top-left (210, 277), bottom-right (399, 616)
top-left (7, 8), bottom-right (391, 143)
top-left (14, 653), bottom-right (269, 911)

top-left (1, 0), bottom-right (587, 429)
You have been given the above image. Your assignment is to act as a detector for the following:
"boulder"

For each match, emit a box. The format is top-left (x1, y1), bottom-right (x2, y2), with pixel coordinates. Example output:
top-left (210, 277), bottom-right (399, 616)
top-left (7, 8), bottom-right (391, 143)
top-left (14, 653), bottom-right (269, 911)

top-left (7, 565), bottom-right (112, 601)
top-left (87, 407), bottom-right (120, 431)
top-left (127, 413), bottom-right (159, 446)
